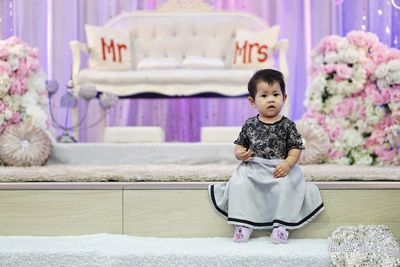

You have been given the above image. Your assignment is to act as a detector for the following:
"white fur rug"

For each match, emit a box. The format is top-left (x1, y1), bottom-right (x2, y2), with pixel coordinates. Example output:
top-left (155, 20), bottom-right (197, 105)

top-left (0, 163), bottom-right (399, 182)
top-left (0, 234), bottom-right (332, 267)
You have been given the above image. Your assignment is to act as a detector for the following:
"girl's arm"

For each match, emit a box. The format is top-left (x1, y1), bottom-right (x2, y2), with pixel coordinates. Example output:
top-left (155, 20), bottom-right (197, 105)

top-left (273, 148), bottom-right (302, 178)
top-left (234, 144), bottom-right (253, 161)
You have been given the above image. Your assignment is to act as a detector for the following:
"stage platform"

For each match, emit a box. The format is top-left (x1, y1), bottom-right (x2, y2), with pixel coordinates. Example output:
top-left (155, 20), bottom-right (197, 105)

top-left (0, 143), bottom-right (399, 240)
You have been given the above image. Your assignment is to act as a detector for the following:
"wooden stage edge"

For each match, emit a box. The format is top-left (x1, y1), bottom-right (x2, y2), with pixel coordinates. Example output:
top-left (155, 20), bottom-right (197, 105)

top-left (0, 181), bottom-right (399, 190)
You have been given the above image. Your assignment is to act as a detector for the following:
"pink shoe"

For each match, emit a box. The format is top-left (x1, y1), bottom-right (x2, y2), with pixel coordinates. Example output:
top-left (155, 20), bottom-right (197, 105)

top-left (271, 226), bottom-right (289, 244)
top-left (233, 225), bottom-right (253, 243)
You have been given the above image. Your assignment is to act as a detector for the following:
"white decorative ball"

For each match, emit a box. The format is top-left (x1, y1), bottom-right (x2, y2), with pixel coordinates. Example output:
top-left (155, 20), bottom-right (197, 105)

top-left (0, 123), bottom-right (52, 166)
top-left (296, 119), bottom-right (330, 164)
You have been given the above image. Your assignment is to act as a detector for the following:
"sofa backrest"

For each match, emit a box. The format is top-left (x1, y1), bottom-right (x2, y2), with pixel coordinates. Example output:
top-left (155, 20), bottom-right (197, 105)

top-left (104, 11), bottom-right (270, 68)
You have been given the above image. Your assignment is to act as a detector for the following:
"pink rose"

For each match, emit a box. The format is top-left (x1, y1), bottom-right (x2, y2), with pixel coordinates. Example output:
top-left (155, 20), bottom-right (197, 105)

top-left (328, 149), bottom-right (344, 159)
top-left (328, 126), bottom-right (342, 140)
top-left (369, 43), bottom-right (387, 64)
top-left (390, 87), bottom-right (400, 103)
top-left (386, 48), bottom-right (400, 61)
top-left (368, 87), bottom-right (390, 105)
top-left (365, 130), bottom-right (385, 147)
top-left (322, 64), bottom-right (336, 74)
top-left (9, 80), bottom-right (22, 95)
top-left (0, 101), bottom-right (5, 112)
top-left (364, 61), bottom-right (377, 76)
top-left (0, 46), bottom-right (9, 60)
top-left (10, 112), bottom-right (20, 124)
top-left (16, 59), bottom-right (28, 77)
top-left (26, 57), bottom-right (40, 72)
top-left (317, 35), bottom-right (342, 54)
top-left (347, 31), bottom-right (378, 49)
top-left (374, 147), bottom-right (396, 161)
top-left (29, 48), bottom-right (39, 59)
top-left (335, 64), bottom-right (352, 81)
top-left (0, 61), bottom-right (11, 74)
top-left (334, 98), bottom-right (355, 117)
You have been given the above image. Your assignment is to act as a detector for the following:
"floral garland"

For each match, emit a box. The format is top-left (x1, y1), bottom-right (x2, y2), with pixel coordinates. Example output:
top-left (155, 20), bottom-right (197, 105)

top-left (0, 36), bottom-right (49, 134)
top-left (304, 31), bottom-right (400, 165)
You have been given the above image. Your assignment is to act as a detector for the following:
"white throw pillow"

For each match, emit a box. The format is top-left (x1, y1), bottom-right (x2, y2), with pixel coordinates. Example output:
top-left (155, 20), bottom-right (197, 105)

top-left (182, 56), bottom-right (225, 69)
top-left (137, 57), bottom-right (180, 70)
top-left (85, 25), bottom-right (132, 70)
top-left (232, 25), bottom-right (280, 69)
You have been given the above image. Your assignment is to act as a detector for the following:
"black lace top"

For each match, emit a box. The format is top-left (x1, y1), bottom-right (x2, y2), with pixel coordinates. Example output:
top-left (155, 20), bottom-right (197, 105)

top-left (234, 115), bottom-right (304, 159)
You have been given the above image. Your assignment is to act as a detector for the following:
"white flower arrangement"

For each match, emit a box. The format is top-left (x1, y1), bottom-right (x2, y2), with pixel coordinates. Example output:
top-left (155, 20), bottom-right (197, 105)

top-left (0, 36), bottom-right (51, 165)
top-left (304, 31), bottom-right (400, 165)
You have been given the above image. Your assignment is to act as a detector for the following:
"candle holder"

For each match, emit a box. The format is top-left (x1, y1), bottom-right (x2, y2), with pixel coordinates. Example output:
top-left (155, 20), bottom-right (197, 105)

top-left (45, 79), bottom-right (118, 143)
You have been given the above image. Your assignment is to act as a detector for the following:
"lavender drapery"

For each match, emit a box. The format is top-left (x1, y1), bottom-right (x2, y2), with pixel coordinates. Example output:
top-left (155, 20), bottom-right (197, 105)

top-left (1, 0), bottom-right (399, 142)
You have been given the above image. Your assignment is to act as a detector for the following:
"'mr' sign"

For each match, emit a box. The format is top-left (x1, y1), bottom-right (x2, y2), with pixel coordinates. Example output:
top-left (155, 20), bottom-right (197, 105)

top-left (101, 38), bottom-right (127, 62)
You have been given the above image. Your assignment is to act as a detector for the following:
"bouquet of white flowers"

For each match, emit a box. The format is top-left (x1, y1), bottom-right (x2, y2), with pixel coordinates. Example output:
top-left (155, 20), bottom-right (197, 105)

top-left (0, 36), bottom-right (49, 133)
top-left (304, 31), bottom-right (400, 165)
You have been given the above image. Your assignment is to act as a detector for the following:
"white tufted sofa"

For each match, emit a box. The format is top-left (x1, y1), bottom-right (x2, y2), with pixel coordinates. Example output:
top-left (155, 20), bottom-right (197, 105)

top-left (70, 1), bottom-right (289, 98)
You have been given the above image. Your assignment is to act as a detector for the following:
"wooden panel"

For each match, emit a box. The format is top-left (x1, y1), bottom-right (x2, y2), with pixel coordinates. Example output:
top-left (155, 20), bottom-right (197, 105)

top-left (0, 190), bottom-right (122, 236)
top-left (123, 190), bottom-right (232, 237)
top-left (124, 189), bottom-right (400, 239)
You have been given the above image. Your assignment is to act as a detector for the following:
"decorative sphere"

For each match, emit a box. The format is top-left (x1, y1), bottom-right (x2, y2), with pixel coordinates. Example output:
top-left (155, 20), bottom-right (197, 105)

top-left (45, 80), bottom-right (59, 96)
top-left (79, 84), bottom-right (97, 101)
top-left (60, 92), bottom-right (79, 108)
top-left (99, 92), bottom-right (118, 109)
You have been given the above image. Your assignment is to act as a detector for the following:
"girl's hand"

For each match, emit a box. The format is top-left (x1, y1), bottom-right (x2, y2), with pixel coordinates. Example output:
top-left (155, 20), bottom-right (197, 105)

top-left (235, 147), bottom-right (253, 162)
top-left (273, 161), bottom-right (291, 178)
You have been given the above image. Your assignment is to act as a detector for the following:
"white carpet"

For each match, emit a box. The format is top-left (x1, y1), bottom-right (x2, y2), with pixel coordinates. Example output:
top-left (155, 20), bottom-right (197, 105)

top-left (0, 234), bottom-right (332, 267)
top-left (0, 163), bottom-right (400, 182)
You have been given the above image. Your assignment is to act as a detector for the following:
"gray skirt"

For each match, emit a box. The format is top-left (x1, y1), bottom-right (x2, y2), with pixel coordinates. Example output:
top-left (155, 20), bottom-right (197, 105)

top-left (209, 157), bottom-right (324, 230)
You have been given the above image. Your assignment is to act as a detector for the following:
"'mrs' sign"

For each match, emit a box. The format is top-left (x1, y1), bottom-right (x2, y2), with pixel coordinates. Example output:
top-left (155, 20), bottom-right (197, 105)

top-left (101, 38), bottom-right (127, 62)
top-left (233, 41), bottom-right (269, 64)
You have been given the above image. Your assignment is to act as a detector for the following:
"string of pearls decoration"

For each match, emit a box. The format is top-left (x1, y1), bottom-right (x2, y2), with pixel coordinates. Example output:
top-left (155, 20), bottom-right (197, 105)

top-left (329, 224), bottom-right (400, 266)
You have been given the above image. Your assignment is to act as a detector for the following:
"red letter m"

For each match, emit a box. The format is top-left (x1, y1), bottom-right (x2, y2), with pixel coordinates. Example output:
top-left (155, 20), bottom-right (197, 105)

top-left (101, 38), bottom-right (127, 62)
top-left (101, 38), bottom-right (116, 62)
top-left (234, 41), bottom-right (248, 64)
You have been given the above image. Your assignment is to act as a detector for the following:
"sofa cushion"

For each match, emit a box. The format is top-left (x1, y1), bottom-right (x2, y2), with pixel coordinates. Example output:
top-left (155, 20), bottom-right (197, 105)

top-left (85, 25), bottom-right (132, 70)
top-left (78, 69), bottom-right (256, 96)
top-left (232, 25), bottom-right (280, 69)
top-left (182, 56), bottom-right (225, 69)
top-left (137, 57), bottom-right (180, 70)
top-left (79, 69), bottom-right (254, 84)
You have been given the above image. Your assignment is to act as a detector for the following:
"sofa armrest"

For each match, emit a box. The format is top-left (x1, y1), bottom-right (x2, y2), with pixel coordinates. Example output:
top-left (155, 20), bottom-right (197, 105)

top-left (275, 39), bottom-right (289, 81)
top-left (69, 41), bottom-right (89, 87)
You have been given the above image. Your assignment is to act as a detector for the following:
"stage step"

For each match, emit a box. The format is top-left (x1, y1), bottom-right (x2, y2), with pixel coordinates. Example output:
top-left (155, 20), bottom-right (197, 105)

top-left (0, 234), bottom-right (332, 267)
top-left (0, 182), bottom-right (399, 239)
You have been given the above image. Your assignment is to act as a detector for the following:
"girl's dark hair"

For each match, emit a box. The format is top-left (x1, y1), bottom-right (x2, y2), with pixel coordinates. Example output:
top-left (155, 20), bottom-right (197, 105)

top-left (247, 69), bottom-right (286, 98)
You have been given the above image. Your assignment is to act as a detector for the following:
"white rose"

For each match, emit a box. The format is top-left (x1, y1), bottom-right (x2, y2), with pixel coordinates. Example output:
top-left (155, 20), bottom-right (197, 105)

top-left (27, 72), bottom-right (46, 93)
top-left (21, 91), bottom-right (39, 107)
top-left (375, 64), bottom-right (388, 79)
top-left (387, 60), bottom-right (400, 72)
top-left (24, 105), bottom-right (48, 129)
top-left (3, 108), bottom-right (12, 120)
top-left (7, 55), bottom-right (19, 71)
top-left (342, 129), bottom-right (364, 148)
top-left (324, 52), bottom-right (340, 64)
top-left (339, 47), bottom-right (360, 64)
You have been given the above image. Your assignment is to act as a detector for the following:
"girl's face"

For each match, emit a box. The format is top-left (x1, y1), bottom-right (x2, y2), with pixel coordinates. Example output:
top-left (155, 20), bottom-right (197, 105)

top-left (248, 81), bottom-right (286, 123)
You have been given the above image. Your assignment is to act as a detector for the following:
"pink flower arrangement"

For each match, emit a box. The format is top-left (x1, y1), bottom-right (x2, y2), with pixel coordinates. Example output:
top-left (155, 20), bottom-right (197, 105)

top-left (304, 31), bottom-right (400, 165)
top-left (0, 36), bottom-right (49, 133)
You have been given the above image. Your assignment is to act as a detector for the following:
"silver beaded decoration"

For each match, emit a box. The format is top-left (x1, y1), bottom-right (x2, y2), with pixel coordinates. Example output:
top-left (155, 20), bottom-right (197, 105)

top-left (329, 225), bottom-right (400, 266)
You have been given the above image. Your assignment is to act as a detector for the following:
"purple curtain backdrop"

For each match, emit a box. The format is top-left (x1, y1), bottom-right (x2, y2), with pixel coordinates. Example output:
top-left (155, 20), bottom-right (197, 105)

top-left (1, 0), bottom-right (399, 142)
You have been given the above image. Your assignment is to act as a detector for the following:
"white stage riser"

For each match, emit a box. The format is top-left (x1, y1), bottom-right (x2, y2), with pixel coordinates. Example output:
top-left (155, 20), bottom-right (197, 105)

top-left (0, 184), bottom-right (398, 239)
top-left (0, 235), bottom-right (332, 267)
